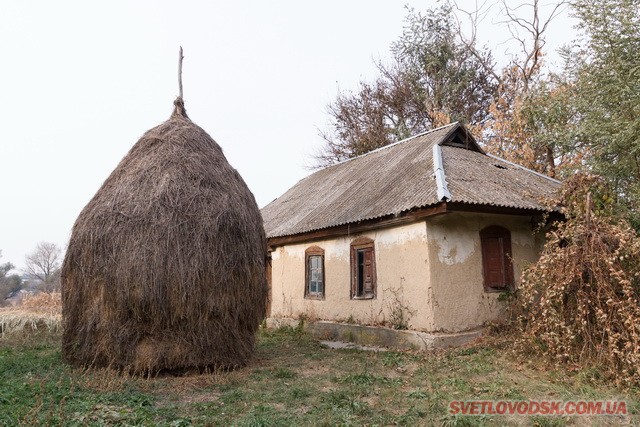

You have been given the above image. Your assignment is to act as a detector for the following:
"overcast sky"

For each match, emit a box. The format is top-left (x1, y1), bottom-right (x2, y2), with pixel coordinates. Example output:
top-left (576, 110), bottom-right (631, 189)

top-left (0, 1), bottom-right (577, 271)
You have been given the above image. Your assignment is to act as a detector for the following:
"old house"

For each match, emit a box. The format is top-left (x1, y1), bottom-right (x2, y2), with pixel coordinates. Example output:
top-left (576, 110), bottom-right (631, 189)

top-left (261, 123), bottom-right (560, 347)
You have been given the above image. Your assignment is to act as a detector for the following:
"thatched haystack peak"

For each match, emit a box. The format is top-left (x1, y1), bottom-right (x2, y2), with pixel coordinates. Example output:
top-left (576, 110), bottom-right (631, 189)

top-left (61, 92), bottom-right (267, 373)
top-left (171, 96), bottom-right (188, 119)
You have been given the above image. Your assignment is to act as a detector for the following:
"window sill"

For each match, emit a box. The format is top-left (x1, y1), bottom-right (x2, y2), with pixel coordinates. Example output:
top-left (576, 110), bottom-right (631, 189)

top-left (305, 295), bottom-right (325, 300)
top-left (351, 295), bottom-right (375, 300)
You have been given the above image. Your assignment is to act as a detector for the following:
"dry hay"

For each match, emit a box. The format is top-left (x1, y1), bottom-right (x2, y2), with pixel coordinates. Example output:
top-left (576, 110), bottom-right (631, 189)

top-left (61, 98), bottom-right (267, 373)
top-left (0, 292), bottom-right (62, 336)
top-left (22, 291), bottom-right (62, 313)
top-left (0, 309), bottom-right (62, 336)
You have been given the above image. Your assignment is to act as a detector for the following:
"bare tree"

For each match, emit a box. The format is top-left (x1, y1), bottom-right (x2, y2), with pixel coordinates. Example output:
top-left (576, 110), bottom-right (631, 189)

top-left (449, 0), bottom-right (567, 91)
top-left (448, 0), bottom-right (502, 81)
top-left (24, 241), bottom-right (62, 291)
top-left (446, 0), bottom-right (570, 178)
top-left (498, 0), bottom-right (567, 91)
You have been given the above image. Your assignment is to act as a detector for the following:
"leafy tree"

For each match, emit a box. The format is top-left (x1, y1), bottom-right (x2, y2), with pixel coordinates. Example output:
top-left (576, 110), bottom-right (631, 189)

top-left (518, 73), bottom-right (584, 176)
top-left (24, 242), bottom-right (62, 292)
top-left (391, 6), bottom-right (496, 127)
top-left (315, 5), bottom-right (497, 167)
top-left (569, 0), bottom-right (640, 218)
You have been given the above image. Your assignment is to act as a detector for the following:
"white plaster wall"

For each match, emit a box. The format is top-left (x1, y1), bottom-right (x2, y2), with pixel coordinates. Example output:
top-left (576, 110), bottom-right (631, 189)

top-left (269, 221), bottom-right (435, 330)
top-left (426, 212), bottom-right (541, 332)
top-left (270, 212), bottom-right (544, 334)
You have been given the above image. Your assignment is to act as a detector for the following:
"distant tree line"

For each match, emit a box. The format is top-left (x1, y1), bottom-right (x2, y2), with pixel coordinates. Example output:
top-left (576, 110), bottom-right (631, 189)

top-left (0, 250), bottom-right (22, 304)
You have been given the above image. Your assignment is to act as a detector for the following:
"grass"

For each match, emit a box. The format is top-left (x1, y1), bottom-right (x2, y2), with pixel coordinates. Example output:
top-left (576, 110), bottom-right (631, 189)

top-left (0, 321), bottom-right (638, 426)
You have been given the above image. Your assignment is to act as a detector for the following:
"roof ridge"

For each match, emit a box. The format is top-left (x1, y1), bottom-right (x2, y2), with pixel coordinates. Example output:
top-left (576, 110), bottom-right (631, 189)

top-left (323, 122), bottom-right (460, 170)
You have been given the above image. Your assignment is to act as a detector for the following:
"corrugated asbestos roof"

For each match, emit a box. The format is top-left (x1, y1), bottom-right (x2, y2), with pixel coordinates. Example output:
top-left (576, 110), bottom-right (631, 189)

top-left (261, 123), bottom-right (560, 239)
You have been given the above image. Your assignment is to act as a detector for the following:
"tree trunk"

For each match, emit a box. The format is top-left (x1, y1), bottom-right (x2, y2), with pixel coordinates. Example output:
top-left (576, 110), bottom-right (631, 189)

top-left (546, 145), bottom-right (556, 178)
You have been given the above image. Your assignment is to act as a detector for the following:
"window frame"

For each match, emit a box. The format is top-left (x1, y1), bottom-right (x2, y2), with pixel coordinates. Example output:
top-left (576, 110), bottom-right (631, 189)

top-left (479, 225), bottom-right (514, 292)
top-left (304, 246), bottom-right (325, 300)
top-left (350, 237), bottom-right (376, 300)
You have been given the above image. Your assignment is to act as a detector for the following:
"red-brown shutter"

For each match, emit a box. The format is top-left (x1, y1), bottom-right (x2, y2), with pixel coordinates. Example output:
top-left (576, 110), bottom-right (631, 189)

top-left (480, 226), bottom-right (514, 290)
top-left (483, 236), bottom-right (506, 287)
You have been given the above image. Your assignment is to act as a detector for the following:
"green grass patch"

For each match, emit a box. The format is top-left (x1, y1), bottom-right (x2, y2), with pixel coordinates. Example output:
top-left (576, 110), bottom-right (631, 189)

top-left (0, 325), bottom-right (637, 426)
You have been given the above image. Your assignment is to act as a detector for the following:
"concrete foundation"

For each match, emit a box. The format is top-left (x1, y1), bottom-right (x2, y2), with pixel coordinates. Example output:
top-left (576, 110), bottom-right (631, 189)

top-left (267, 317), bottom-right (483, 351)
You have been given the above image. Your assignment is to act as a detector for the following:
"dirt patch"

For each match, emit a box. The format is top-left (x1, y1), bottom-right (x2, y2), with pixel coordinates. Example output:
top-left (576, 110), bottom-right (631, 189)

top-left (320, 340), bottom-right (389, 352)
top-left (177, 391), bottom-right (221, 404)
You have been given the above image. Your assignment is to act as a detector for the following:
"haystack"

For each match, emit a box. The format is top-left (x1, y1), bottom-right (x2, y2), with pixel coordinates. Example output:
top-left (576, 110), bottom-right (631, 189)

top-left (61, 96), bottom-right (267, 373)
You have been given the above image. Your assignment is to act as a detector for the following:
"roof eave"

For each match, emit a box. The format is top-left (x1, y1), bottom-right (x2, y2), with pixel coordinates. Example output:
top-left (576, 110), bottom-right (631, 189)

top-left (267, 202), bottom-right (450, 248)
top-left (266, 201), bottom-right (560, 248)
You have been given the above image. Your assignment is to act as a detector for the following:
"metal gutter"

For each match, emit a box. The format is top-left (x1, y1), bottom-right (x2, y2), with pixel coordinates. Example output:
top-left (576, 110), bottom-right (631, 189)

top-left (432, 144), bottom-right (451, 201)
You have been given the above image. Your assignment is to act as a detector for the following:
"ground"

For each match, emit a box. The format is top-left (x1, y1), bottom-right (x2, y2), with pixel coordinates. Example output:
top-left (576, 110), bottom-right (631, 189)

top-left (0, 303), bottom-right (638, 426)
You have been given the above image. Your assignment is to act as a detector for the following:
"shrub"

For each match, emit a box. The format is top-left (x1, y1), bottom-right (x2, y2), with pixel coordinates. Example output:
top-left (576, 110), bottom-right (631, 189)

top-left (516, 174), bottom-right (640, 386)
top-left (21, 291), bottom-right (62, 313)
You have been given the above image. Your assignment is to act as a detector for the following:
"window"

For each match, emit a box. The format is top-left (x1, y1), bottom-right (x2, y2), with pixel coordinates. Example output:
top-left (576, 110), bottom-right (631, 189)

top-left (350, 237), bottom-right (376, 299)
top-left (305, 246), bottom-right (324, 299)
top-left (480, 226), bottom-right (514, 291)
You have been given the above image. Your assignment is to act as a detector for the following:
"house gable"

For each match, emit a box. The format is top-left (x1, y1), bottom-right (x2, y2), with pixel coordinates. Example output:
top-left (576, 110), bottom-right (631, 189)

top-left (439, 124), bottom-right (484, 153)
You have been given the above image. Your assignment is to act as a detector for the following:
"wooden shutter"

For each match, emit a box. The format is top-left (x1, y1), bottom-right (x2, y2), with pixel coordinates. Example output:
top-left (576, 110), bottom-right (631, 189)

top-left (350, 237), bottom-right (376, 299)
top-left (266, 252), bottom-right (272, 316)
top-left (482, 236), bottom-right (506, 287)
top-left (480, 226), bottom-right (513, 290)
top-left (362, 248), bottom-right (374, 296)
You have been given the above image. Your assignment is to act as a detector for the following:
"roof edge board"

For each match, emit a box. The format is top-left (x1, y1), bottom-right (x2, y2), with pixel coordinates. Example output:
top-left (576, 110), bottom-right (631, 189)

top-left (266, 201), bottom-right (557, 244)
top-left (267, 203), bottom-right (450, 246)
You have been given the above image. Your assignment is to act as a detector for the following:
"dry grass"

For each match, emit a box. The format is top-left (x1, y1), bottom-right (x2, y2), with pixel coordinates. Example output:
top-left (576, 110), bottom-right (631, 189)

top-left (21, 291), bottom-right (62, 313)
top-left (0, 292), bottom-right (62, 336)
